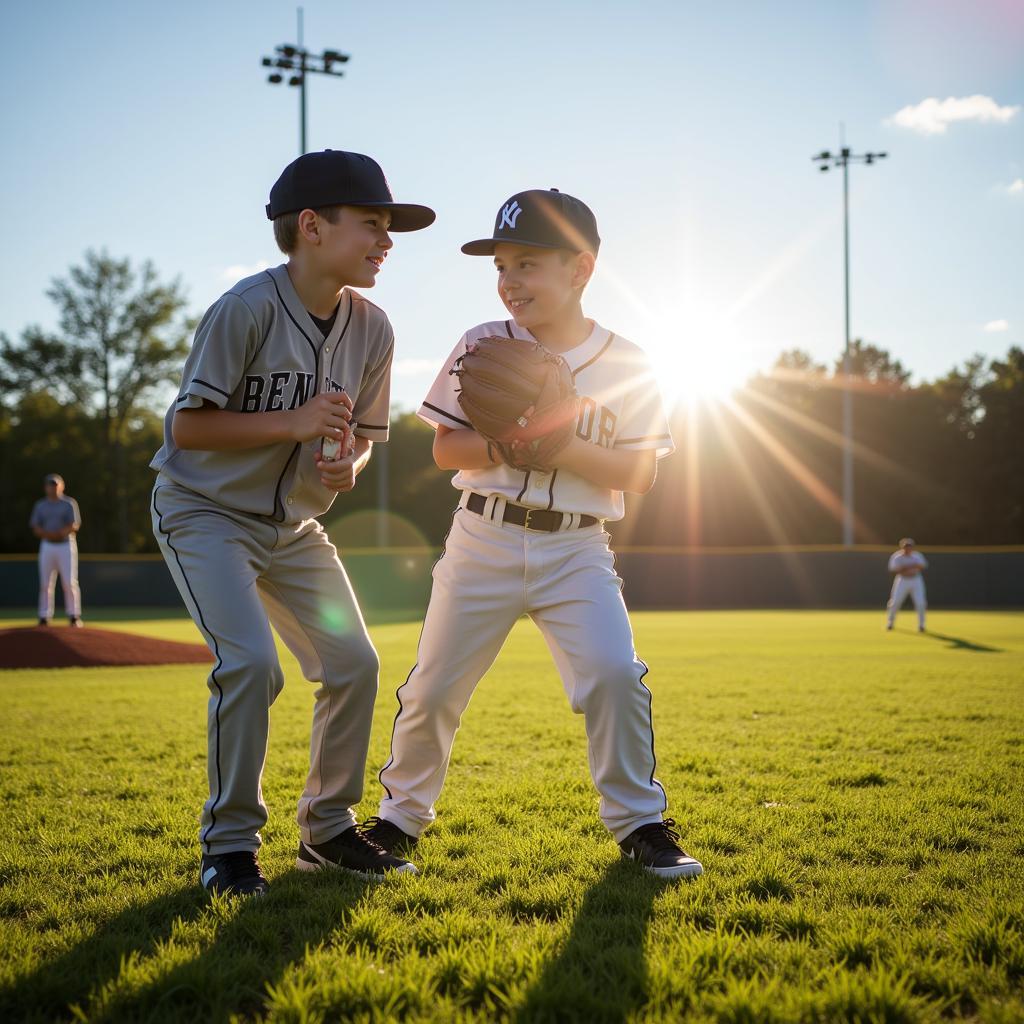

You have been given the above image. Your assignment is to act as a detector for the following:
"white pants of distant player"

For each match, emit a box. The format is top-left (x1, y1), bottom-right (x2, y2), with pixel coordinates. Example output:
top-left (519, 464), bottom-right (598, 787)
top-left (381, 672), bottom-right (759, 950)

top-left (38, 539), bottom-right (81, 619)
top-left (887, 574), bottom-right (925, 630)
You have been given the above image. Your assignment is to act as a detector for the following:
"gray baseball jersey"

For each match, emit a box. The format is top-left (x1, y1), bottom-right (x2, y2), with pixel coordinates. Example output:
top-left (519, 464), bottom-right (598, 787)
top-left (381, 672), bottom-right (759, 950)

top-left (420, 319), bottom-right (673, 520)
top-left (29, 496), bottom-right (81, 539)
top-left (151, 264), bottom-right (393, 523)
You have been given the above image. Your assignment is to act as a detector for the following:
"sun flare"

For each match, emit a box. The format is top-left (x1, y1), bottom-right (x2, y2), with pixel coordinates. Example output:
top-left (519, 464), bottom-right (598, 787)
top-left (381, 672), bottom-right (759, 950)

top-left (645, 322), bottom-right (750, 410)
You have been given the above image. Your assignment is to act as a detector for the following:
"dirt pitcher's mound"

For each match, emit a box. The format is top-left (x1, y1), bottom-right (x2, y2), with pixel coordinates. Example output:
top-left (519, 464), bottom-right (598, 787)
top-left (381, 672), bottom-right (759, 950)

top-left (0, 626), bottom-right (213, 669)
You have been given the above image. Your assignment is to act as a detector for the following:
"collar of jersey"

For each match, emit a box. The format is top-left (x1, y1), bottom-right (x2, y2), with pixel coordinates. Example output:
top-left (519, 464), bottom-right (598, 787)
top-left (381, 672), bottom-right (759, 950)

top-left (268, 264), bottom-right (353, 351)
top-left (508, 318), bottom-right (608, 372)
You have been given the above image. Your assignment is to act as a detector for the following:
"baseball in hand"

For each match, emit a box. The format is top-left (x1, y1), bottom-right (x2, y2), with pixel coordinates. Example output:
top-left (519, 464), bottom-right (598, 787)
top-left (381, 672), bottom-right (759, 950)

top-left (320, 426), bottom-right (356, 462)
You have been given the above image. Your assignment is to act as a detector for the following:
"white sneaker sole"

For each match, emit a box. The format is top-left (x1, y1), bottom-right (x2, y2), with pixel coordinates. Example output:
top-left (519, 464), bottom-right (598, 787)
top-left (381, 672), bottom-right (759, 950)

top-left (644, 859), bottom-right (704, 880)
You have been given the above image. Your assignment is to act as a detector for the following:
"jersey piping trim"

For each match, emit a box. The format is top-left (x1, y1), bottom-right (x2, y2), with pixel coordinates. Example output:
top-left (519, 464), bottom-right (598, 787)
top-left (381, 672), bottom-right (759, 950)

top-left (572, 332), bottom-right (615, 377)
top-left (190, 378), bottom-right (232, 399)
top-left (615, 434), bottom-right (672, 446)
top-left (516, 470), bottom-right (531, 503)
top-left (378, 507), bottom-right (461, 802)
top-left (356, 422), bottom-right (388, 431)
top-left (422, 402), bottom-right (472, 429)
top-left (546, 470), bottom-right (558, 511)
top-left (152, 485), bottom-right (226, 853)
top-left (266, 272), bottom-right (322, 378)
top-left (504, 320), bottom-right (515, 338)
top-left (271, 444), bottom-right (302, 521)
top-left (327, 297), bottom-right (356, 381)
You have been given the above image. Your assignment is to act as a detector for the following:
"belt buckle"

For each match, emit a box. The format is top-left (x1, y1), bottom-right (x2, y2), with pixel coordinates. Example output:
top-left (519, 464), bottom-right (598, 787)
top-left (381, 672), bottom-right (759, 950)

top-left (523, 508), bottom-right (541, 531)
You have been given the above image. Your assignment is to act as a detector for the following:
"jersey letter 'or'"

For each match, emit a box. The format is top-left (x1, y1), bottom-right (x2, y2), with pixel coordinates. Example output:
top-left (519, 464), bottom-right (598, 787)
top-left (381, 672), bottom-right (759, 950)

top-left (575, 398), bottom-right (617, 448)
top-left (577, 397), bottom-right (597, 441)
top-left (266, 371), bottom-right (291, 412)
top-left (597, 407), bottom-right (617, 449)
top-left (242, 375), bottom-right (266, 413)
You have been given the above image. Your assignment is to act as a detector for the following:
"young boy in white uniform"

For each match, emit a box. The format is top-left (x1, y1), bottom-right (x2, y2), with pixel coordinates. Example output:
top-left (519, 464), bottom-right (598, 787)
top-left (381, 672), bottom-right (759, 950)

top-left (365, 189), bottom-right (702, 880)
top-left (151, 150), bottom-right (435, 895)
top-left (886, 537), bottom-right (928, 632)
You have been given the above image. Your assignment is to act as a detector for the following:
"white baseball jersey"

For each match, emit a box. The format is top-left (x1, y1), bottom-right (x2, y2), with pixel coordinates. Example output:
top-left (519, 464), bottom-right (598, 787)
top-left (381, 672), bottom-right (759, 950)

top-left (887, 550), bottom-right (927, 629)
top-left (151, 264), bottom-right (393, 523)
top-left (419, 319), bottom-right (673, 520)
top-left (888, 551), bottom-right (927, 575)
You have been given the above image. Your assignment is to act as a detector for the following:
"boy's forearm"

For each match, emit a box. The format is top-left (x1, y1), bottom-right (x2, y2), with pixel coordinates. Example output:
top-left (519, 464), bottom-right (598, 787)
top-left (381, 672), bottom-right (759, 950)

top-left (550, 438), bottom-right (657, 494)
top-left (433, 427), bottom-right (498, 470)
top-left (173, 407), bottom-right (298, 450)
top-left (351, 436), bottom-right (373, 475)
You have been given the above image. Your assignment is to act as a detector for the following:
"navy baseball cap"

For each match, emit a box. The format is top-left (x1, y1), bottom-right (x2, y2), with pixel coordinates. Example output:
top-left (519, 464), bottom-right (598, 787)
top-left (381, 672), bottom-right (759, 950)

top-left (44, 474), bottom-right (63, 485)
top-left (462, 189), bottom-right (601, 256)
top-left (266, 150), bottom-right (436, 232)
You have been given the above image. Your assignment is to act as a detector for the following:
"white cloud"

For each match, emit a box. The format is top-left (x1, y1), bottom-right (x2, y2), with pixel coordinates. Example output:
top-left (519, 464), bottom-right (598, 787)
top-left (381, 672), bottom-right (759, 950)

top-left (886, 95), bottom-right (1020, 135)
top-left (392, 358), bottom-right (440, 376)
top-left (984, 319), bottom-right (1009, 332)
top-left (221, 260), bottom-right (272, 281)
top-left (1009, 179), bottom-right (1024, 194)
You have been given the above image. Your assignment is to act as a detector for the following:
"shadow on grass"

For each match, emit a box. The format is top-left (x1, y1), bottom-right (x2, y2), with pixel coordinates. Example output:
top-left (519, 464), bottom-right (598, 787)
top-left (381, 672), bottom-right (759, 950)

top-left (0, 869), bottom-right (370, 1023)
top-left (513, 860), bottom-right (661, 1024)
top-left (922, 631), bottom-right (1003, 653)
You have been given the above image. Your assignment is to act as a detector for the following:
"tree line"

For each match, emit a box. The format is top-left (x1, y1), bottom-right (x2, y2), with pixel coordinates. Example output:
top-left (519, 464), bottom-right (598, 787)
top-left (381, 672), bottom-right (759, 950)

top-left (1, 253), bottom-right (1021, 553)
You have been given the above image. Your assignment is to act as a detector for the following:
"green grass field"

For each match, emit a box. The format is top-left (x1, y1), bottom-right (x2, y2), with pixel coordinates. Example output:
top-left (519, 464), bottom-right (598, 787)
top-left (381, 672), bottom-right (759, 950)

top-left (1, 610), bottom-right (1022, 1023)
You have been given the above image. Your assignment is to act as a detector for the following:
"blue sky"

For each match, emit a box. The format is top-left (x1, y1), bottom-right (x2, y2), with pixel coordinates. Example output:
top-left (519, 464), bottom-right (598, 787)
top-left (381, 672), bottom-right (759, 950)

top-left (1, 0), bottom-right (1021, 411)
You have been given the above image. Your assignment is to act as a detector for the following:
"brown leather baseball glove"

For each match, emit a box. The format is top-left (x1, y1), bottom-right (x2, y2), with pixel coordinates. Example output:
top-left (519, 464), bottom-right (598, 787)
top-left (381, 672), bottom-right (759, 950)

top-left (452, 336), bottom-right (579, 471)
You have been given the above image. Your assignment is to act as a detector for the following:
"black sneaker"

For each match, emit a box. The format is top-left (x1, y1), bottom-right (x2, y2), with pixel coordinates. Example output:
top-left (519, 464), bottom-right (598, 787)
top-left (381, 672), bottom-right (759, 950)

top-left (296, 824), bottom-right (417, 877)
top-left (619, 819), bottom-right (703, 880)
top-left (200, 850), bottom-right (269, 896)
top-left (359, 816), bottom-right (418, 856)
top-left (37, 618), bottom-right (49, 627)
top-left (69, 617), bottom-right (83, 628)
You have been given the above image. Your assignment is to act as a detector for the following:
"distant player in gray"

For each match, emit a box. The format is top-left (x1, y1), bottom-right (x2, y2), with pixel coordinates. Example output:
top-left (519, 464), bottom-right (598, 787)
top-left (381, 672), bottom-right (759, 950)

top-left (886, 537), bottom-right (928, 632)
top-left (150, 150), bottom-right (435, 896)
top-left (29, 473), bottom-right (82, 627)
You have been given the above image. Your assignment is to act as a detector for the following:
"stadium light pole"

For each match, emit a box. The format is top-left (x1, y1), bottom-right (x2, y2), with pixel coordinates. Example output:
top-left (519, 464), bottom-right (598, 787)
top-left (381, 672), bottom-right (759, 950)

top-left (261, 8), bottom-right (349, 155)
top-left (812, 143), bottom-right (888, 547)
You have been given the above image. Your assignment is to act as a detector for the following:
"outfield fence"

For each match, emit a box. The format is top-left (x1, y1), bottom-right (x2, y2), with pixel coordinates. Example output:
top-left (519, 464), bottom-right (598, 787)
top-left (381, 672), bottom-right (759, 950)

top-left (1, 547), bottom-right (1021, 612)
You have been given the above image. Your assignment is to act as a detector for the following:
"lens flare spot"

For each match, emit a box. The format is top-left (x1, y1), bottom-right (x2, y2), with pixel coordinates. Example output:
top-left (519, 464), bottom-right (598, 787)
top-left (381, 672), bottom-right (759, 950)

top-left (319, 601), bottom-right (352, 633)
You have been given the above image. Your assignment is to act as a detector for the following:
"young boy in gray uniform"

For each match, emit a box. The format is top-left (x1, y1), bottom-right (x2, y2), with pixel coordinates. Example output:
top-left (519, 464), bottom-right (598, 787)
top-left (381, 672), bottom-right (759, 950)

top-left (151, 150), bottom-right (435, 895)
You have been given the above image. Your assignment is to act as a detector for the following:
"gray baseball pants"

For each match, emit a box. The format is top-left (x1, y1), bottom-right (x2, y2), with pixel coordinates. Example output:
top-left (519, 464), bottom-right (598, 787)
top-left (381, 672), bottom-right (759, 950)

top-left (152, 477), bottom-right (378, 854)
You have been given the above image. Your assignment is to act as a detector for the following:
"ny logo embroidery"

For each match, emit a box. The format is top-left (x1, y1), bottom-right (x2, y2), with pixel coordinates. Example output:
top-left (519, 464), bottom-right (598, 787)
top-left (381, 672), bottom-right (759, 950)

top-left (499, 200), bottom-right (523, 230)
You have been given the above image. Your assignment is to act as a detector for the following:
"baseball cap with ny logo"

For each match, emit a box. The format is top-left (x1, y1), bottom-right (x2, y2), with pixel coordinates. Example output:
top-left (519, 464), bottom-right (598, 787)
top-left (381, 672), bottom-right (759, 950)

top-left (461, 189), bottom-right (601, 256)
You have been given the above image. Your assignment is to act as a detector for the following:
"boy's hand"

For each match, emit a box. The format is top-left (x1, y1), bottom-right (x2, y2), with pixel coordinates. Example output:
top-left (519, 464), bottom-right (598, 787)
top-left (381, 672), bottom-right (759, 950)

top-left (291, 391), bottom-right (353, 445)
top-left (316, 452), bottom-right (358, 493)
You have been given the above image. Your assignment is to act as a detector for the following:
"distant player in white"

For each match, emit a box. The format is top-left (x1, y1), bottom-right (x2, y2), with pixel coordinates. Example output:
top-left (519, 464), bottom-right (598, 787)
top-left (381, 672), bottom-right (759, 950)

top-left (365, 190), bottom-right (703, 880)
top-left (886, 537), bottom-right (927, 632)
top-left (29, 474), bottom-right (82, 627)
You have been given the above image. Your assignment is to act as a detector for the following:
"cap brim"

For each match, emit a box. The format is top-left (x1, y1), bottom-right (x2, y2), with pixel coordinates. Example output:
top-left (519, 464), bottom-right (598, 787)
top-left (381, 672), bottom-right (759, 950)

top-left (376, 203), bottom-right (436, 232)
top-left (460, 237), bottom-right (568, 256)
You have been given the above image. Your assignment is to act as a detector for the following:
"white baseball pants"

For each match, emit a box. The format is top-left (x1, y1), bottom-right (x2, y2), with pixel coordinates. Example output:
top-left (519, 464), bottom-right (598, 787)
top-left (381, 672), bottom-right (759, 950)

top-left (887, 574), bottom-right (926, 629)
top-left (378, 502), bottom-right (667, 842)
top-left (38, 540), bottom-right (81, 619)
